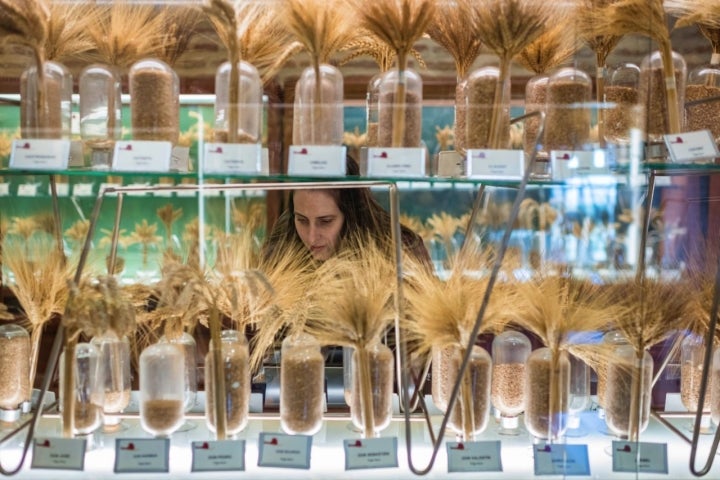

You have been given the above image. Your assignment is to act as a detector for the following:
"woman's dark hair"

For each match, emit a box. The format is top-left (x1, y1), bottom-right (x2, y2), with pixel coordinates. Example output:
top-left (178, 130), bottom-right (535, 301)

top-left (262, 156), bottom-right (430, 266)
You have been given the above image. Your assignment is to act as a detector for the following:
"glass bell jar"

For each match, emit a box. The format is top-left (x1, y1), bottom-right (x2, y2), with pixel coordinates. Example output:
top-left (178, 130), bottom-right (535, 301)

top-left (639, 50), bottom-right (687, 144)
top-left (431, 344), bottom-right (458, 413)
top-left (20, 60), bottom-right (72, 139)
top-left (213, 60), bottom-right (263, 144)
top-left (350, 342), bottom-right (394, 438)
top-left (90, 332), bottom-right (131, 430)
top-left (524, 347), bottom-right (570, 441)
top-left (205, 330), bottom-right (251, 437)
top-left (685, 64), bottom-right (720, 147)
top-left (680, 333), bottom-right (713, 431)
top-left (604, 63), bottom-right (642, 146)
top-left (465, 66), bottom-right (510, 150)
top-left (0, 324), bottom-right (30, 423)
top-left (377, 67), bottom-right (423, 147)
top-left (454, 75), bottom-right (468, 153)
top-left (280, 332), bottom-right (325, 435)
top-left (129, 58), bottom-right (179, 144)
top-left (79, 64), bottom-right (122, 168)
top-left (596, 330), bottom-right (629, 416)
top-left (523, 73), bottom-right (549, 157)
top-left (604, 345), bottom-right (653, 440)
top-left (293, 64), bottom-right (344, 145)
top-left (139, 342), bottom-right (185, 437)
top-left (566, 354), bottom-right (591, 435)
top-left (447, 345), bottom-right (492, 441)
top-left (159, 331), bottom-right (197, 413)
top-left (491, 330), bottom-right (531, 432)
top-left (59, 343), bottom-right (104, 436)
top-left (544, 67), bottom-right (592, 152)
top-left (366, 72), bottom-right (383, 148)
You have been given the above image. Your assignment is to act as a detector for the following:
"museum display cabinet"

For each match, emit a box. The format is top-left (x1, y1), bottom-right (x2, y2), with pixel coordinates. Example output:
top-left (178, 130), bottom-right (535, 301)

top-left (2, 1), bottom-right (720, 479)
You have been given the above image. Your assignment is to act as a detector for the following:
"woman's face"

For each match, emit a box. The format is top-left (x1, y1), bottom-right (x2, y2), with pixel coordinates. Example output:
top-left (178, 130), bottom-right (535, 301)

top-left (293, 190), bottom-right (345, 261)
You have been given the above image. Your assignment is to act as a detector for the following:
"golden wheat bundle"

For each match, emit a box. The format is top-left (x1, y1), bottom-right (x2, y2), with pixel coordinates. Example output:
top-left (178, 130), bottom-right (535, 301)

top-left (517, 23), bottom-right (580, 75)
top-left (340, 31), bottom-right (426, 72)
top-left (668, 0), bottom-right (720, 65)
top-left (471, 0), bottom-right (560, 149)
top-left (0, 0), bottom-right (48, 67)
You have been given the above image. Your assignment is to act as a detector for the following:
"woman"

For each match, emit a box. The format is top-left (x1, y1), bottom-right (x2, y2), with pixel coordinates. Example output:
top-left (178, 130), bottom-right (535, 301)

top-left (261, 157), bottom-right (430, 266)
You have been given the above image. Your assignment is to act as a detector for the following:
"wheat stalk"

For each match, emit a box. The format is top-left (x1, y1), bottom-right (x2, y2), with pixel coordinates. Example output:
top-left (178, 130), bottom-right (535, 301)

top-left (45, 0), bottom-right (97, 63)
top-left (350, 0), bottom-right (435, 147)
top-left (667, 0), bottom-right (720, 62)
top-left (426, 0), bottom-right (482, 80)
top-left (516, 23), bottom-right (580, 75)
top-left (340, 33), bottom-right (426, 72)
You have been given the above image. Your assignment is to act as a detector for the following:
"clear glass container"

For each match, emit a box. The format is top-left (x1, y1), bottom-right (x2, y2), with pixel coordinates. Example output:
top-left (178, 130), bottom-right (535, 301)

top-left (20, 60), bottom-right (72, 139)
top-left (90, 332), bottom-right (131, 428)
top-left (604, 63), bottom-right (642, 145)
top-left (350, 342), bottom-right (394, 437)
top-left (454, 76), bottom-right (468, 153)
top-left (604, 345), bottom-right (653, 439)
top-left (524, 347), bottom-right (570, 441)
top-left (465, 66), bottom-right (509, 149)
top-left (139, 342), bottom-right (185, 437)
top-left (0, 324), bottom-right (29, 421)
top-left (59, 343), bottom-right (104, 436)
top-left (160, 332), bottom-right (197, 412)
top-left (567, 354), bottom-right (591, 432)
top-left (280, 333), bottom-right (324, 435)
top-left (377, 67), bottom-right (423, 147)
top-left (79, 63), bottom-right (122, 168)
top-left (491, 330), bottom-right (531, 431)
top-left (129, 58), bottom-right (179, 144)
top-left (639, 50), bottom-right (687, 143)
top-left (681, 333), bottom-right (713, 429)
top-left (596, 330), bottom-right (629, 412)
top-left (523, 74), bottom-right (549, 156)
top-left (544, 67), bottom-right (592, 152)
top-left (366, 73), bottom-right (383, 148)
top-left (293, 64), bottom-right (344, 145)
top-left (213, 61), bottom-right (263, 144)
top-left (205, 330), bottom-right (250, 437)
top-left (685, 64), bottom-right (720, 146)
top-left (447, 345), bottom-right (492, 441)
top-left (431, 344), bottom-right (457, 412)
top-left (712, 346), bottom-right (720, 426)
top-left (343, 346), bottom-right (353, 406)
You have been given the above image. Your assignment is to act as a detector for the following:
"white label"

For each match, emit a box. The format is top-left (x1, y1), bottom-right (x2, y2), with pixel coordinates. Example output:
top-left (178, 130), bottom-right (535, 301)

top-left (204, 143), bottom-right (262, 174)
top-left (170, 146), bottom-right (190, 172)
top-left (288, 145), bottom-right (347, 176)
top-left (52, 182), bottom-right (70, 197)
top-left (446, 441), bottom-right (502, 473)
top-left (533, 443), bottom-right (590, 476)
top-left (68, 140), bottom-right (84, 168)
top-left (152, 184), bottom-right (174, 197)
top-left (664, 130), bottom-right (720, 163)
top-left (612, 441), bottom-right (668, 474)
top-left (10, 139), bottom-right (70, 170)
top-left (0, 183), bottom-right (9, 196)
top-left (112, 141), bottom-right (172, 172)
top-left (366, 147), bottom-right (426, 177)
top-left (191, 440), bottom-right (245, 472)
top-left (125, 183), bottom-right (151, 197)
top-left (261, 147), bottom-right (269, 175)
top-left (551, 150), bottom-right (610, 180)
top-left (17, 183), bottom-right (38, 196)
top-left (114, 438), bottom-right (170, 473)
top-left (466, 149), bottom-right (524, 180)
top-left (72, 183), bottom-right (94, 197)
top-left (257, 432), bottom-right (312, 469)
top-left (343, 437), bottom-right (398, 470)
top-left (98, 183), bottom-right (120, 196)
top-left (436, 150), bottom-right (465, 177)
top-left (31, 438), bottom-right (86, 471)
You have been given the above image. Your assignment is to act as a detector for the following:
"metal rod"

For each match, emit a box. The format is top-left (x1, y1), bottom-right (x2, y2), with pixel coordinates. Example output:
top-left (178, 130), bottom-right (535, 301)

top-left (458, 184), bottom-right (486, 259)
top-left (107, 193), bottom-right (124, 275)
top-left (636, 171), bottom-right (656, 279)
top-left (48, 175), bottom-right (65, 262)
top-left (651, 411), bottom-right (692, 446)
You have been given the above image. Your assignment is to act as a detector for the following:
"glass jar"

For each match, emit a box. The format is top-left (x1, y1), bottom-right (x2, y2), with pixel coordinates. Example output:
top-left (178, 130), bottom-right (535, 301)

top-left (447, 345), bottom-right (492, 441)
top-left (639, 50), bottom-right (687, 143)
top-left (523, 74), bottom-right (549, 157)
top-left (293, 64), bottom-right (344, 145)
top-left (366, 73), bottom-right (383, 148)
top-left (213, 60), bottom-right (263, 144)
top-left (139, 342), bottom-right (185, 437)
top-left (431, 344), bottom-right (457, 412)
top-left (465, 66), bottom-right (509, 149)
top-left (129, 58), bottom-right (179, 143)
top-left (160, 332), bottom-right (197, 412)
top-left (685, 64), bottom-right (720, 146)
top-left (0, 324), bottom-right (29, 422)
top-left (205, 330), bottom-right (250, 437)
top-left (596, 330), bottom-right (629, 413)
top-left (90, 332), bottom-right (131, 428)
top-left (280, 333), bottom-right (325, 435)
top-left (20, 60), bottom-right (72, 139)
top-left (681, 333), bottom-right (713, 429)
top-left (604, 63), bottom-right (642, 145)
top-left (567, 354), bottom-right (591, 432)
top-left (59, 343), bottom-right (104, 436)
top-left (79, 63), bottom-right (122, 168)
top-left (454, 76), bottom-right (468, 153)
top-left (491, 330), bottom-right (531, 430)
top-left (604, 345), bottom-right (653, 439)
top-left (377, 67), bottom-right (423, 147)
top-left (350, 342), bottom-right (394, 437)
top-left (544, 67), bottom-right (592, 152)
top-left (524, 347), bottom-right (570, 441)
